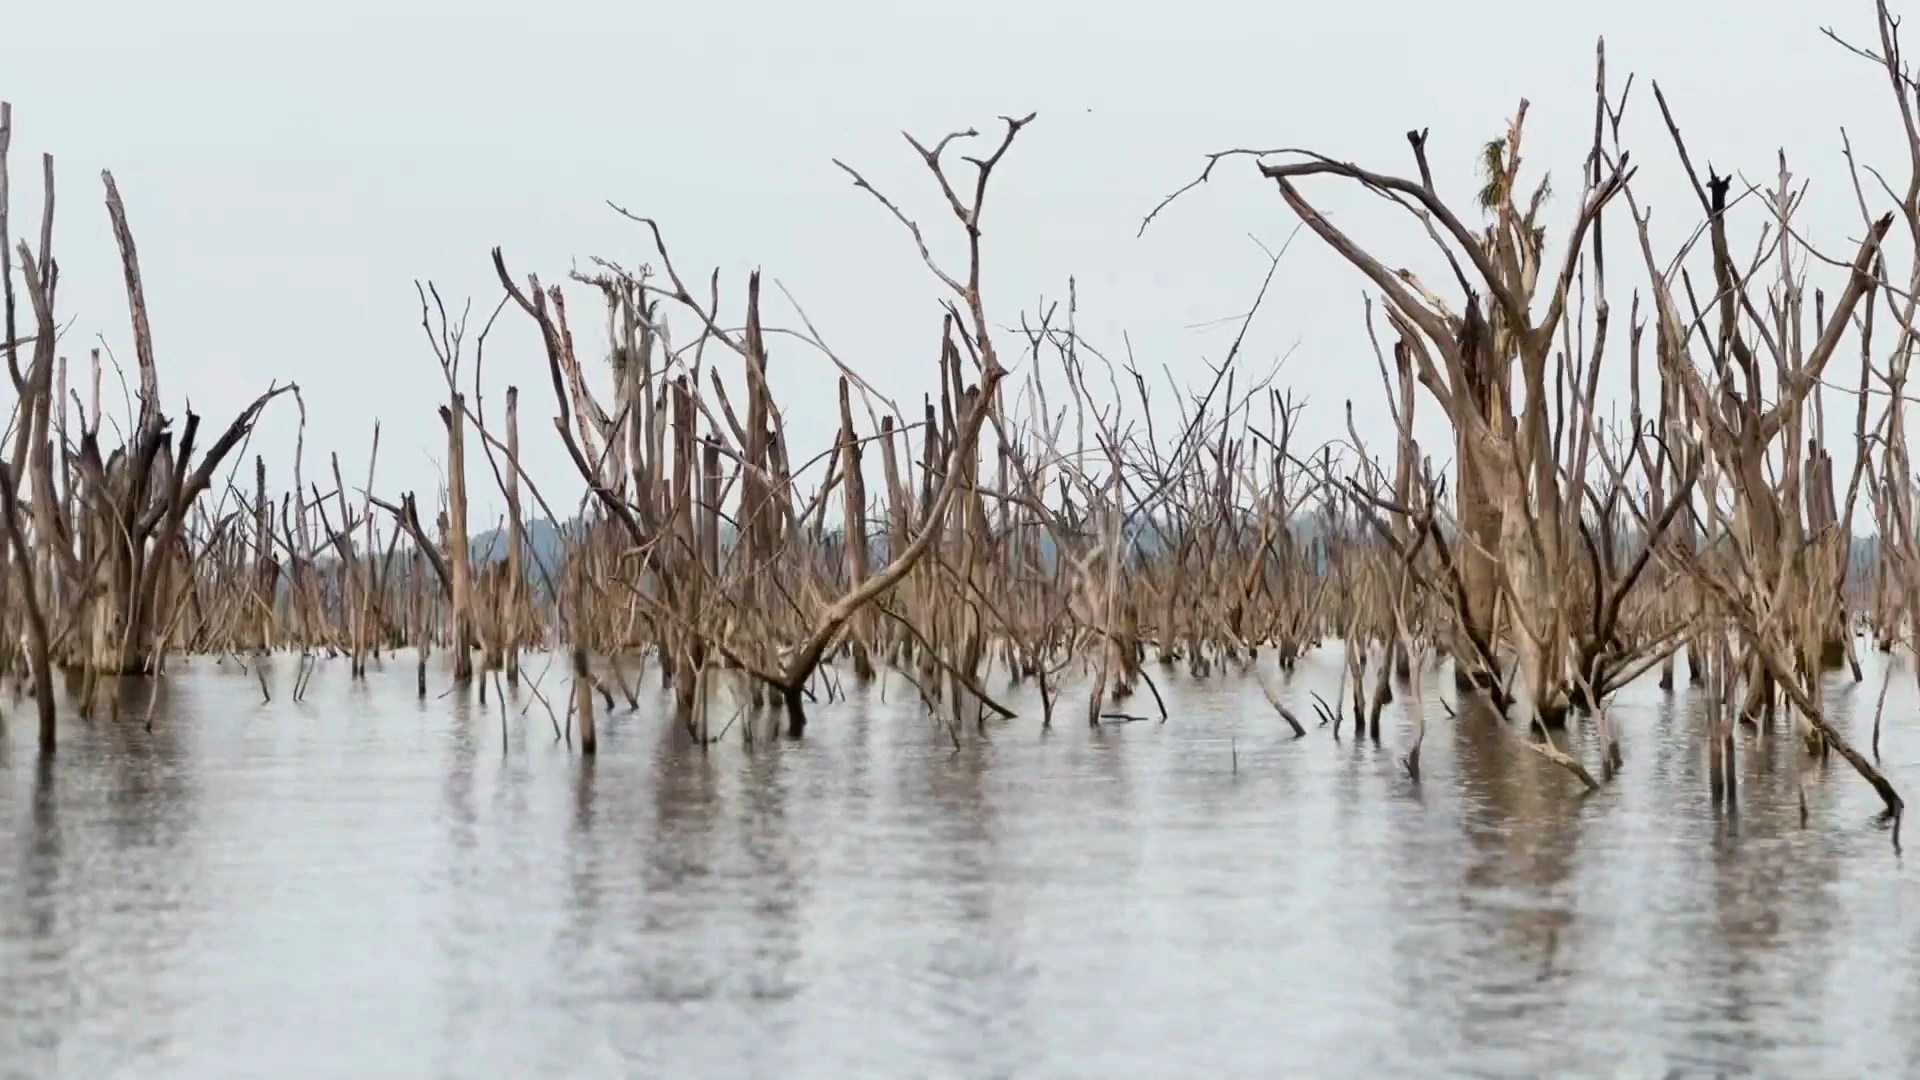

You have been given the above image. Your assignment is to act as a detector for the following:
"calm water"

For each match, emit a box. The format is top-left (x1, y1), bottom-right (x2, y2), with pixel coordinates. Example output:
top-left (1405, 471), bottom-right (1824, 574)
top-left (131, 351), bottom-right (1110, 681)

top-left (1, 646), bottom-right (1916, 1079)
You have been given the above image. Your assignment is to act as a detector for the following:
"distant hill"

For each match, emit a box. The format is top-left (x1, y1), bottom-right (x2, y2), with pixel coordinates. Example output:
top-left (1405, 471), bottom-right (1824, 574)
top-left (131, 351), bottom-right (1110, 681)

top-left (452, 514), bottom-right (1888, 591)
top-left (470, 518), bottom-right (566, 576)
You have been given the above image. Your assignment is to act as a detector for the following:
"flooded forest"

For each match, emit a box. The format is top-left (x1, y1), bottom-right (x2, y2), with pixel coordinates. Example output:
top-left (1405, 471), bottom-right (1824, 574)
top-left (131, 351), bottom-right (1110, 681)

top-left (4, 3), bottom-right (1920, 1076)
top-left (5, 18), bottom-right (1915, 827)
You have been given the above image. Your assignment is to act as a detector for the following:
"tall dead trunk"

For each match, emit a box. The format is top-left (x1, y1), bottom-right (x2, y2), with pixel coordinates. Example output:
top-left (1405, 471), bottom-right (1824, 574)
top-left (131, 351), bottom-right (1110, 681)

top-left (442, 395), bottom-right (474, 682)
top-left (503, 387), bottom-right (525, 688)
top-left (0, 460), bottom-right (55, 754)
top-left (412, 549), bottom-right (430, 697)
top-left (838, 378), bottom-right (874, 681)
top-left (571, 643), bottom-right (596, 755)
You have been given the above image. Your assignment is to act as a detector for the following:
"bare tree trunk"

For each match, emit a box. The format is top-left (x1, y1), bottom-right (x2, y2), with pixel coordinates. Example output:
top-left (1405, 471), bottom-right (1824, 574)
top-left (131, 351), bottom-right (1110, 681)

top-left (839, 378), bottom-right (874, 681)
top-left (412, 550), bottom-right (430, 697)
top-left (504, 387), bottom-right (524, 688)
top-left (572, 643), bottom-right (596, 755)
top-left (443, 395), bottom-right (474, 682)
top-left (0, 461), bottom-right (55, 754)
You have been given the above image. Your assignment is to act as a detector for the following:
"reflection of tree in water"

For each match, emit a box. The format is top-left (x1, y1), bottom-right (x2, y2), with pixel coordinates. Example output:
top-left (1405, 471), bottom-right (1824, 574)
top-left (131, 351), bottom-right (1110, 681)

top-left (892, 704), bottom-right (1029, 1075)
top-left (99, 678), bottom-right (202, 970)
top-left (835, 674), bottom-right (878, 802)
top-left (4, 755), bottom-right (64, 1064)
top-left (598, 709), bottom-right (809, 1012)
top-left (101, 676), bottom-right (201, 856)
top-left (4, 673), bottom-right (204, 1072)
top-left (632, 719), bottom-right (722, 999)
top-left (441, 694), bottom-right (481, 845)
top-left (732, 742), bottom-right (804, 1004)
top-left (1447, 696), bottom-right (1582, 1045)
top-left (432, 692), bottom-right (484, 1059)
top-left (1685, 670), bottom-right (1850, 1074)
top-left (1082, 713), bottom-right (1136, 813)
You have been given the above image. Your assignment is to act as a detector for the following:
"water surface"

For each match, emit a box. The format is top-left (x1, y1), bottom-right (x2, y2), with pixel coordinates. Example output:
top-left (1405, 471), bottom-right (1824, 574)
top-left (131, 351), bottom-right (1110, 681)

top-left (2, 647), bottom-right (1915, 1079)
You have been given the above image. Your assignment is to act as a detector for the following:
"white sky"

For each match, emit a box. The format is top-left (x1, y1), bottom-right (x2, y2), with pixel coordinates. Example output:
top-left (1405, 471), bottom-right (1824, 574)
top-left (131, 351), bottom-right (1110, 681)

top-left (3, 0), bottom-right (1911, 528)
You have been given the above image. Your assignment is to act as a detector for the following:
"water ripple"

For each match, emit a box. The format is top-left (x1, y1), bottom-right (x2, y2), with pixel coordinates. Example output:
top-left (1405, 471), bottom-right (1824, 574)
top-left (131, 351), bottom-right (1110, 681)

top-left (1, 648), bottom-right (1915, 1078)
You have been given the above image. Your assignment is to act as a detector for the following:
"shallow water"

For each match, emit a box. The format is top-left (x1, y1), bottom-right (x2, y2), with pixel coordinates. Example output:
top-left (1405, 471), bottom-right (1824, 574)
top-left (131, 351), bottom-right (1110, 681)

top-left (1, 646), bottom-right (1915, 1079)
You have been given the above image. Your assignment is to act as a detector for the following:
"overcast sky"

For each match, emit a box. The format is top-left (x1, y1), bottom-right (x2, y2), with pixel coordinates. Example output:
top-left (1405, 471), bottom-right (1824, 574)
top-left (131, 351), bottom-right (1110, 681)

top-left (3, 0), bottom-right (1909, 525)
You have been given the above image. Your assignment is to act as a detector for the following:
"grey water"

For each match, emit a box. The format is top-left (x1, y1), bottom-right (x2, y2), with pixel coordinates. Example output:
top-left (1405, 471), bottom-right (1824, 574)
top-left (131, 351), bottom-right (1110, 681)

top-left (1, 645), bottom-right (1915, 1079)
